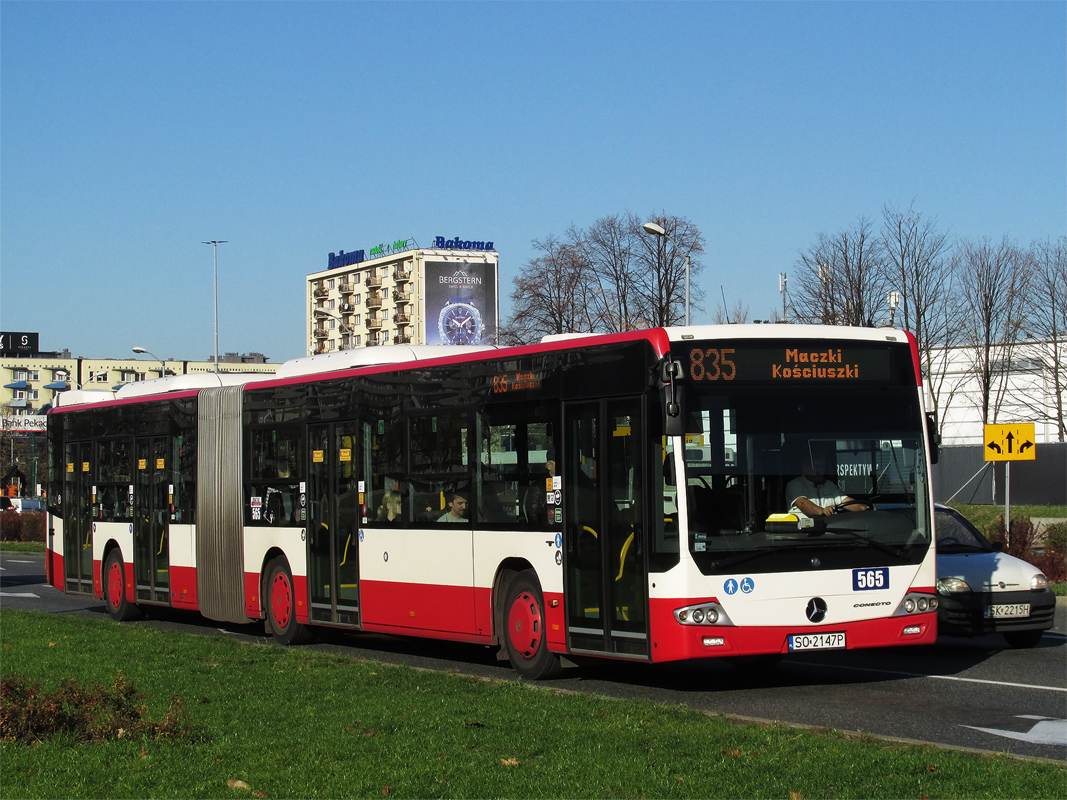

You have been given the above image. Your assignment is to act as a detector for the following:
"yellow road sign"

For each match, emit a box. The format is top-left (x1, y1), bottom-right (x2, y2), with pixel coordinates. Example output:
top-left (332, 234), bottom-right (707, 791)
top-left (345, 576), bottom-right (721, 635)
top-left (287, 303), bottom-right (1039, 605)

top-left (984, 423), bottom-right (1036, 461)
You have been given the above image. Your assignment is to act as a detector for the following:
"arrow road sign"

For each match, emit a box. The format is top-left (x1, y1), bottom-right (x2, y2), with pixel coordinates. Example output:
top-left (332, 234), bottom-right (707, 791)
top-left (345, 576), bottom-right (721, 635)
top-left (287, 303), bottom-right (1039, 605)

top-left (984, 423), bottom-right (1037, 461)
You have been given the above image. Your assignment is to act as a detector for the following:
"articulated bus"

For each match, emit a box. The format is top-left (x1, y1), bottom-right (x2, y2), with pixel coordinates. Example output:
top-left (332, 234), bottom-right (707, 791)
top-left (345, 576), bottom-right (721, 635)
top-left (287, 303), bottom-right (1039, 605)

top-left (46, 325), bottom-right (940, 678)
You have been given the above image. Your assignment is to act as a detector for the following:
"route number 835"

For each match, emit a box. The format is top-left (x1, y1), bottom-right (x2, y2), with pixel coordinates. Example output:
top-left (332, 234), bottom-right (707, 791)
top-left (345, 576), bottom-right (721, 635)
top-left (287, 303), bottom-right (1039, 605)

top-left (688, 348), bottom-right (736, 381)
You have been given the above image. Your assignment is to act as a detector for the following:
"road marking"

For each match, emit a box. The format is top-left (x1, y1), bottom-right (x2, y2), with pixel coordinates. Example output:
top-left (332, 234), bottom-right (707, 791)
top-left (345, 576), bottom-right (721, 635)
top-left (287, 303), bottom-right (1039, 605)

top-left (963, 716), bottom-right (1067, 746)
top-left (796, 661), bottom-right (1067, 693)
top-left (0, 591), bottom-right (40, 598)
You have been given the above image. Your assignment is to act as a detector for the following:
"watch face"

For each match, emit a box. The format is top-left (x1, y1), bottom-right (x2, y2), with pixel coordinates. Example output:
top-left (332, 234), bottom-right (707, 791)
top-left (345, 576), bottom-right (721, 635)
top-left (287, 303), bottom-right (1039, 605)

top-left (438, 301), bottom-right (483, 345)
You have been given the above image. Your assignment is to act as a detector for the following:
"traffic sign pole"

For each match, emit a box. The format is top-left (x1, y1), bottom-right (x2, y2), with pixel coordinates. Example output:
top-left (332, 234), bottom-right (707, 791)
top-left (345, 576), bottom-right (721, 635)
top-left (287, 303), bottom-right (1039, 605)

top-left (1005, 462), bottom-right (1010, 548)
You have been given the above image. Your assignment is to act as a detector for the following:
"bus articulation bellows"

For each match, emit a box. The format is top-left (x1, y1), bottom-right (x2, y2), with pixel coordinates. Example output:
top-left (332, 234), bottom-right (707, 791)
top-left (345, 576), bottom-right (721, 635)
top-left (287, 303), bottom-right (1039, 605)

top-left (46, 325), bottom-right (939, 678)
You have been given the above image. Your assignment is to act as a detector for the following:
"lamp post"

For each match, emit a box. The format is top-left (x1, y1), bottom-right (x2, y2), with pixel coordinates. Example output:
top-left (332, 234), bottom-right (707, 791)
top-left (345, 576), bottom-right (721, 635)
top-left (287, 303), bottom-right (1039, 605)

top-left (131, 346), bottom-right (167, 378)
top-left (202, 240), bottom-right (228, 372)
top-left (642, 221), bottom-right (691, 326)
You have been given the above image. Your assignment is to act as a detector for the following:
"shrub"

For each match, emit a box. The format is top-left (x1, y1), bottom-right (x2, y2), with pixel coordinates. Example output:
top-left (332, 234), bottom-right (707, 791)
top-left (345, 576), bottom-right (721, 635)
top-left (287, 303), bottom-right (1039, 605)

top-left (0, 509), bottom-right (20, 541)
top-left (988, 517), bottom-right (1067, 584)
top-left (0, 673), bottom-right (192, 744)
top-left (18, 511), bottom-right (46, 543)
top-left (0, 510), bottom-right (47, 543)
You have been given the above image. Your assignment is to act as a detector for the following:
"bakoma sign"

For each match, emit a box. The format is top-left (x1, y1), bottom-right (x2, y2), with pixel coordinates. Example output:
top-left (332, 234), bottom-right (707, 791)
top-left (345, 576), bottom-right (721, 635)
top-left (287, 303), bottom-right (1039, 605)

top-left (327, 235), bottom-right (495, 270)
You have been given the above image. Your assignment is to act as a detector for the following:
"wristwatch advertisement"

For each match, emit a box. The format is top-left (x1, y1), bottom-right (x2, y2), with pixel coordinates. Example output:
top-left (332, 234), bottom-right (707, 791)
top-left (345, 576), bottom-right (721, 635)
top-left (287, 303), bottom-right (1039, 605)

top-left (424, 260), bottom-right (497, 346)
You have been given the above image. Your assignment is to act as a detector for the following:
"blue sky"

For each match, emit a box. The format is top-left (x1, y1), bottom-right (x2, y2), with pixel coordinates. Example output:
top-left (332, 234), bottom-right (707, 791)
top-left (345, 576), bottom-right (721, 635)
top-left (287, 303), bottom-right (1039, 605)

top-left (2, 1), bottom-right (1063, 363)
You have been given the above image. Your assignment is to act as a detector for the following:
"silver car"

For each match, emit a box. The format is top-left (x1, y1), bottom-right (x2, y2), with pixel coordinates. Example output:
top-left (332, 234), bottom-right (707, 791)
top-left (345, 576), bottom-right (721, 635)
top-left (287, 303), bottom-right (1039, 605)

top-left (935, 505), bottom-right (1056, 648)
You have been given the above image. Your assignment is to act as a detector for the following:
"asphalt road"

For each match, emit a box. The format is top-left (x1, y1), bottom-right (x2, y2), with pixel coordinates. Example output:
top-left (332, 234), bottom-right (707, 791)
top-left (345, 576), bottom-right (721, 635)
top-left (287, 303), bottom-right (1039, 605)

top-left (3, 550), bottom-right (1065, 762)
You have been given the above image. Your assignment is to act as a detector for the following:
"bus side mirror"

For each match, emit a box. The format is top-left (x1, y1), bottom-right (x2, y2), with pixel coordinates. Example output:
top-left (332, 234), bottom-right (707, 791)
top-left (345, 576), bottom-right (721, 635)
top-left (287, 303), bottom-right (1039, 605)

top-left (926, 411), bottom-right (941, 464)
top-left (659, 358), bottom-right (686, 437)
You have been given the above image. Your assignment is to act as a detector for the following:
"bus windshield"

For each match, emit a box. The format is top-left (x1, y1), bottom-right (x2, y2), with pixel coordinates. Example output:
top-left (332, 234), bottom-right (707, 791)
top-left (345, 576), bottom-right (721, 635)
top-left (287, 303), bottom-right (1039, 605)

top-left (678, 383), bottom-right (932, 575)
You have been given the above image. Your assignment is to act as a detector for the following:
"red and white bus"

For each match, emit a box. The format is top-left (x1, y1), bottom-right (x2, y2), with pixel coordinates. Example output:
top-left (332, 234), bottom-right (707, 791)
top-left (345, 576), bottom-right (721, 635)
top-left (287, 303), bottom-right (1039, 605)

top-left (46, 325), bottom-right (940, 678)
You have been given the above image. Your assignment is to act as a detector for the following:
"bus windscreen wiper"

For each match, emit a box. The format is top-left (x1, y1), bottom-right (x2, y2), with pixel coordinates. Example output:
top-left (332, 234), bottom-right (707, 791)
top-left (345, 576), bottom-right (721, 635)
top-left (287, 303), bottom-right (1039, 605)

top-left (813, 526), bottom-right (905, 559)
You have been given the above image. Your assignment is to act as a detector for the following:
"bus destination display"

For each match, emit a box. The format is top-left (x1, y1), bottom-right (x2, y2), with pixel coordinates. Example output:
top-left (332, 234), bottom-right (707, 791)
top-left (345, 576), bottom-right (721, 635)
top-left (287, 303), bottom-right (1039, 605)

top-left (682, 342), bottom-right (893, 383)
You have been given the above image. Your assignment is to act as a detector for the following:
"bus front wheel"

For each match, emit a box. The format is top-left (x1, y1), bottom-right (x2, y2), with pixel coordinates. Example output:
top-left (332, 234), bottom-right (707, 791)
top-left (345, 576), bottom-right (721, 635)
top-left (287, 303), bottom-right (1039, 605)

top-left (103, 550), bottom-right (143, 622)
top-left (502, 570), bottom-right (562, 680)
top-left (264, 558), bottom-right (313, 646)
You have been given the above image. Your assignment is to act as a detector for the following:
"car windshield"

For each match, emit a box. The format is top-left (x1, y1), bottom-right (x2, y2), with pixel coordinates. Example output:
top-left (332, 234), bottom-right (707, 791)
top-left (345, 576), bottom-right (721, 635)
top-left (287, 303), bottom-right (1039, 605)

top-left (676, 384), bottom-right (932, 575)
top-left (934, 509), bottom-right (993, 553)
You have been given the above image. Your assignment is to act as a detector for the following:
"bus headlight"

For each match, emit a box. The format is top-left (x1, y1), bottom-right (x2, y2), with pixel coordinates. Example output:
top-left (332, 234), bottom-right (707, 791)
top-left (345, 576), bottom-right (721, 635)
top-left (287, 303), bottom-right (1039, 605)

top-left (673, 603), bottom-right (730, 626)
top-left (893, 591), bottom-right (939, 617)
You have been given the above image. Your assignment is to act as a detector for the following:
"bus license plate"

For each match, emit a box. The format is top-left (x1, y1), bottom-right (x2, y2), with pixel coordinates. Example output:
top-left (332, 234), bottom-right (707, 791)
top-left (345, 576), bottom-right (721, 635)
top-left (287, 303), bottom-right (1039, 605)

top-left (984, 604), bottom-right (1030, 619)
top-left (788, 632), bottom-right (846, 651)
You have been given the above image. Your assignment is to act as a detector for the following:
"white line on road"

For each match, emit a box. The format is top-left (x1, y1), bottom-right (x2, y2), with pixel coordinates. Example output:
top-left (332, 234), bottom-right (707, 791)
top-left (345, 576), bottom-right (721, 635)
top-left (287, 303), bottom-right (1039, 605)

top-left (796, 661), bottom-right (1067, 693)
top-left (963, 716), bottom-right (1067, 746)
top-left (0, 591), bottom-right (40, 598)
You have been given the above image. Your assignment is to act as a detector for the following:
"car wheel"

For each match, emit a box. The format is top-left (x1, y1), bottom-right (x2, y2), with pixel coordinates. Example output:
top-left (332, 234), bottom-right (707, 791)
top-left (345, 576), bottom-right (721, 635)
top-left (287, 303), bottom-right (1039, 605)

top-left (1003, 629), bottom-right (1044, 648)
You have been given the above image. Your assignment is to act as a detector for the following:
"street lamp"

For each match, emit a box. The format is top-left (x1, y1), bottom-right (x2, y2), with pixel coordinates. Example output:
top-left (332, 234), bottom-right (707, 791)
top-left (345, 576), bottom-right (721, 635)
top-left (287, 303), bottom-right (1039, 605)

top-left (642, 221), bottom-right (691, 326)
top-left (202, 240), bottom-right (228, 372)
top-left (132, 346), bottom-right (167, 378)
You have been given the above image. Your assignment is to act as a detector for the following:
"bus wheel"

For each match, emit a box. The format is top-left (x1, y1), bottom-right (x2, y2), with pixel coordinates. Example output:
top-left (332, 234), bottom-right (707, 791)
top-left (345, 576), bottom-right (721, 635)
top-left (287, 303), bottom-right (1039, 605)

top-left (503, 570), bottom-right (562, 680)
top-left (265, 558), bottom-right (313, 646)
top-left (103, 550), bottom-right (143, 622)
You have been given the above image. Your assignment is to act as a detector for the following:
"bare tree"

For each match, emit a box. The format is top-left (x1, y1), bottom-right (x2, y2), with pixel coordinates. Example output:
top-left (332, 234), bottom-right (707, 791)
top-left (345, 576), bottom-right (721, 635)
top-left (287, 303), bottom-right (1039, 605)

top-left (1017, 237), bottom-right (1067, 441)
top-left (880, 203), bottom-right (961, 436)
top-left (791, 217), bottom-right (889, 326)
top-left (501, 234), bottom-right (598, 345)
top-left (633, 213), bottom-right (705, 326)
top-left (714, 299), bottom-right (750, 324)
top-left (954, 237), bottom-right (1033, 425)
top-left (581, 215), bottom-right (640, 332)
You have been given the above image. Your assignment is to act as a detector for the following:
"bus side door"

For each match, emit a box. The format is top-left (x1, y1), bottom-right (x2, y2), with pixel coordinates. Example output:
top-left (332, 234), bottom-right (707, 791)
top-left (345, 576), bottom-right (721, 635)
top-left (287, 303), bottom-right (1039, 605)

top-left (564, 397), bottom-right (649, 659)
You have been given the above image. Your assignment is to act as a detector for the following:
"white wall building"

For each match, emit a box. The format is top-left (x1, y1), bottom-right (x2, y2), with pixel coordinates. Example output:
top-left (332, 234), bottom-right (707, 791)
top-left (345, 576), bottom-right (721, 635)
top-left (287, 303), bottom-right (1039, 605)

top-left (929, 337), bottom-right (1065, 446)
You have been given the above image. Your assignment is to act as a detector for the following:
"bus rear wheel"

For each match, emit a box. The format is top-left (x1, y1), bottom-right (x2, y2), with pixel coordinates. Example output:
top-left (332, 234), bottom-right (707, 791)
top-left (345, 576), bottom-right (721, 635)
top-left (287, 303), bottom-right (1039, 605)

top-left (103, 550), bottom-right (143, 622)
top-left (265, 558), bottom-right (313, 646)
top-left (502, 570), bottom-right (562, 680)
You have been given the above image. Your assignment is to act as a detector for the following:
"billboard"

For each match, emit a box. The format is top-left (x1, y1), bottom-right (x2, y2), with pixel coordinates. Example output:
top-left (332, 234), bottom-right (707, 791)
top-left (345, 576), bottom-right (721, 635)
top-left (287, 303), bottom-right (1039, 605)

top-left (423, 261), bottom-right (498, 345)
top-left (1, 332), bottom-right (39, 357)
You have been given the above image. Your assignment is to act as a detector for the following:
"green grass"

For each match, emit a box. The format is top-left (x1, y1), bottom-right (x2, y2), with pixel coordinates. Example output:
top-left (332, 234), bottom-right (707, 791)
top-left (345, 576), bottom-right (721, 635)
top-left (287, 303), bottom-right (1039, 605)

top-left (2, 610), bottom-right (1064, 799)
top-left (0, 541), bottom-right (46, 552)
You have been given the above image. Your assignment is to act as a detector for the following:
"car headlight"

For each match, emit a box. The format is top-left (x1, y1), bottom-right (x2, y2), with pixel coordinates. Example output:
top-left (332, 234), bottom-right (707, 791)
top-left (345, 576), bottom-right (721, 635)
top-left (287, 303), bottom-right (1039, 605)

top-left (1031, 573), bottom-right (1049, 591)
top-left (936, 576), bottom-right (971, 595)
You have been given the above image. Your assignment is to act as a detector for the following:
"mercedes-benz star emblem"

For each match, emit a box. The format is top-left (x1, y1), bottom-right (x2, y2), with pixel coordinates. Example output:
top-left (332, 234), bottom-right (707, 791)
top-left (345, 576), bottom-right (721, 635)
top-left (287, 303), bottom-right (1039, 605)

top-left (806, 597), bottom-right (828, 623)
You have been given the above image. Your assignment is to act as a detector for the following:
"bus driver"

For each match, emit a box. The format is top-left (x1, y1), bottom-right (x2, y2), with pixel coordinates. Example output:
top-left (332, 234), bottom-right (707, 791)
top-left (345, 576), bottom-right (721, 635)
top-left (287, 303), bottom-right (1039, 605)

top-left (787, 451), bottom-right (869, 518)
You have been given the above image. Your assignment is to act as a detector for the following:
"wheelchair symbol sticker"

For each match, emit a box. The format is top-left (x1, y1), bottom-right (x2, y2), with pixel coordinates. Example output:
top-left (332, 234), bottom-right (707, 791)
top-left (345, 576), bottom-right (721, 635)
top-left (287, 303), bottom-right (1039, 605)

top-left (724, 578), bottom-right (739, 595)
top-left (555, 532), bottom-right (563, 549)
top-left (740, 577), bottom-right (755, 594)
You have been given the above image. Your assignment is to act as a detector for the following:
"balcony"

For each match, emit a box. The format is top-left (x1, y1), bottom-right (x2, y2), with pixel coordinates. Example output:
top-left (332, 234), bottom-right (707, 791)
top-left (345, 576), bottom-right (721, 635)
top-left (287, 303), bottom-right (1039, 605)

top-left (338, 282), bottom-right (353, 294)
top-left (367, 316), bottom-right (382, 330)
top-left (365, 273), bottom-right (382, 289)
top-left (314, 329), bottom-right (329, 339)
top-left (392, 290), bottom-right (411, 305)
top-left (313, 287), bottom-right (329, 299)
top-left (393, 334), bottom-right (412, 345)
top-left (394, 313), bottom-right (411, 326)
top-left (339, 324), bottom-right (353, 334)
top-left (366, 294), bottom-right (382, 309)
top-left (393, 270), bottom-right (412, 284)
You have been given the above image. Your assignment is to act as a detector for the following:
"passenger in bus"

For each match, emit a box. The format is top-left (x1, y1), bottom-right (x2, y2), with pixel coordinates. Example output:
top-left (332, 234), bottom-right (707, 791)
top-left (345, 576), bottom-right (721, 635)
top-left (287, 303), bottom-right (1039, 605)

top-left (787, 452), bottom-right (868, 517)
top-left (265, 458), bottom-right (298, 525)
top-left (438, 492), bottom-right (468, 523)
top-left (376, 490), bottom-right (403, 523)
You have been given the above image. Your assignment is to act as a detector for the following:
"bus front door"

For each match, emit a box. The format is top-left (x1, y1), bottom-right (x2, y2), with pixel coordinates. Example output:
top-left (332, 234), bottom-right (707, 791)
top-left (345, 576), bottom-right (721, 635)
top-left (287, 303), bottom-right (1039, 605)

top-left (564, 398), bottom-right (649, 659)
top-left (63, 441), bottom-right (93, 594)
top-left (133, 437), bottom-right (170, 604)
top-left (308, 422), bottom-right (361, 626)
